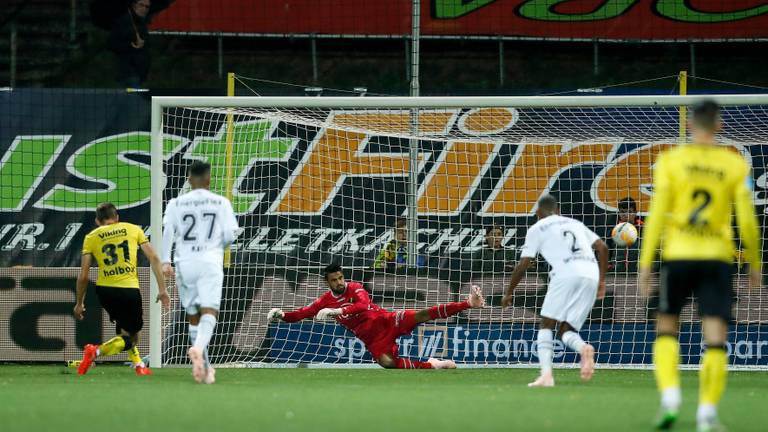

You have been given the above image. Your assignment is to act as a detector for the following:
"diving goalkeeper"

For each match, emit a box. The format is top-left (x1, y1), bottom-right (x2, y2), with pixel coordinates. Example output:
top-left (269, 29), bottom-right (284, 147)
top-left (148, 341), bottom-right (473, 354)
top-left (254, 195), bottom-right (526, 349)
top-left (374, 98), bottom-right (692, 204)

top-left (268, 263), bottom-right (485, 369)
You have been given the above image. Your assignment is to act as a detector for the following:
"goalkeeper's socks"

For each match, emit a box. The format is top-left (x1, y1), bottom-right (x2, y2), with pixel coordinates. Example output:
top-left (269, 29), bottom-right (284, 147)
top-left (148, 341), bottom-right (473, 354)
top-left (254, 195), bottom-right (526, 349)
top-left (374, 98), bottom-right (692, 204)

top-left (537, 329), bottom-right (554, 375)
top-left (396, 358), bottom-right (433, 369)
top-left (194, 314), bottom-right (217, 353)
top-left (98, 335), bottom-right (127, 357)
top-left (427, 301), bottom-right (470, 320)
top-left (699, 346), bottom-right (727, 407)
top-left (561, 330), bottom-right (586, 353)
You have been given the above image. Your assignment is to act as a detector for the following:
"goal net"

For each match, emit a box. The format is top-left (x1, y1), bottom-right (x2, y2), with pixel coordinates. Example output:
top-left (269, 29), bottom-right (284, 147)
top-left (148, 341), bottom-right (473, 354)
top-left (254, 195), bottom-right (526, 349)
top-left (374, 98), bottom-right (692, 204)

top-left (150, 96), bottom-right (768, 369)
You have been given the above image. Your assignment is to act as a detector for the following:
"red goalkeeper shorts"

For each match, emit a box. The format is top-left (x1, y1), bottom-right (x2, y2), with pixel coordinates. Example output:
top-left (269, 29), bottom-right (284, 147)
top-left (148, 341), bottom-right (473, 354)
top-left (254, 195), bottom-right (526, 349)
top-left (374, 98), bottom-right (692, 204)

top-left (364, 310), bottom-right (420, 360)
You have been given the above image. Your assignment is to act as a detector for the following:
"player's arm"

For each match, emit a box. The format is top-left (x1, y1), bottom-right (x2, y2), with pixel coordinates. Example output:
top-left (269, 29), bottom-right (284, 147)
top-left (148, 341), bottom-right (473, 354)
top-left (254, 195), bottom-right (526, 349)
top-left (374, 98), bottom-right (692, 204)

top-left (338, 285), bottom-right (371, 316)
top-left (221, 199), bottom-right (239, 248)
top-left (501, 256), bottom-right (533, 308)
top-left (269, 297), bottom-right (326, 323)
top-left (502, 227), bottom-right (539, 307)
top-left (583, 224), bottom-right (609, 299)
top-left (592, 238), bottom-right (609, 299)
top-left (638, 154), bottom-right (671, 296)
top-left (74, 253), bottom-right (92, 320)
top-left (315, 286), bottom-right (370, 320)
top-left (734, 166), bottom-right (762, 288)
top-left (160, 200), bottom-right (176, 278)
top-left (140, 241), bottom-right (170, 310)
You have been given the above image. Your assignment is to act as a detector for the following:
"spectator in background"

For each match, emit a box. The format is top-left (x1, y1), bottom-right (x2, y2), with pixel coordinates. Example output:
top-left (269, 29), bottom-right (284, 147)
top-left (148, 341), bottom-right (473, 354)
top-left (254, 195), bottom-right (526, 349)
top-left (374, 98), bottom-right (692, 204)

top-left (373, 217), bottom-right (425, 269)
top-left (109, 0), bottom-right (151, 88)
top-left (608, 196), bottom-right (644, 273)
top-left (472, 224), bottom-right (515, 274)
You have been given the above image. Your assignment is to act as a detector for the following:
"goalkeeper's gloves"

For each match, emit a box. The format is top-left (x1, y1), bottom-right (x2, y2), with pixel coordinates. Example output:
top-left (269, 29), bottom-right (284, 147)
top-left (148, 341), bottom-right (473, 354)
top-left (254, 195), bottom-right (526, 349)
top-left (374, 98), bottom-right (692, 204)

top-left (267, 308), bottom-right (285, 322)
top-left (316, 308), bottom-right (342, 320)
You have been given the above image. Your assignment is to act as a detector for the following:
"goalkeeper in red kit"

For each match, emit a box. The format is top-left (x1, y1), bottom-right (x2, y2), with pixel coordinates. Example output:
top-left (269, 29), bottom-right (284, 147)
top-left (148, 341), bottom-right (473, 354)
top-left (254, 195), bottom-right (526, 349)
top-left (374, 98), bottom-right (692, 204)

top-left (268, 263), bottom-right (485, 369)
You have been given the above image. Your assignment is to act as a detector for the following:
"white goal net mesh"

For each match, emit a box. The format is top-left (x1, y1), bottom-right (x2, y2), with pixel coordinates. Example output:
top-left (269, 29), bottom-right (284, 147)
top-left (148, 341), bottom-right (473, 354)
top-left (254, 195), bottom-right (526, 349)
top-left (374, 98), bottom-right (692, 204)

top-left (155, 99), bottom-right (768, 368)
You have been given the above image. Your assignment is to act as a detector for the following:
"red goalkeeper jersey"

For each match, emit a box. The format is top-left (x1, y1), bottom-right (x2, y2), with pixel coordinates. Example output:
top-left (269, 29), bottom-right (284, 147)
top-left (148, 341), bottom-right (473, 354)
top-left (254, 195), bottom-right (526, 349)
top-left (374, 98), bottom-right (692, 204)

top-left (282, 282), bottom-right (388, 343)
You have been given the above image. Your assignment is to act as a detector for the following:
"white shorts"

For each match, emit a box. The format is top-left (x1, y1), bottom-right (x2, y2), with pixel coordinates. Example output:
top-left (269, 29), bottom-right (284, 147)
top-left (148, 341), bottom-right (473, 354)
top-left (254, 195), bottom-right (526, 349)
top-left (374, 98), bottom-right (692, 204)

top-left (540, 276), bottom-right (598, 331)
top-left (175, 260), bottom-right (224, 315)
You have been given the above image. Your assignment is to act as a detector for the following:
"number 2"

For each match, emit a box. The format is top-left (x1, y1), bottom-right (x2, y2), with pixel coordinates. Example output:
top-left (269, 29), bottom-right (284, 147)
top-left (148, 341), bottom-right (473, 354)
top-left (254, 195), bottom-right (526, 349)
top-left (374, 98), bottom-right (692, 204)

top-left (689, 189), bottom-right (712, 226)
top-left (182, 214), bottom-right (197, 241)
top-left (563, 230), bottom-right (581, 253)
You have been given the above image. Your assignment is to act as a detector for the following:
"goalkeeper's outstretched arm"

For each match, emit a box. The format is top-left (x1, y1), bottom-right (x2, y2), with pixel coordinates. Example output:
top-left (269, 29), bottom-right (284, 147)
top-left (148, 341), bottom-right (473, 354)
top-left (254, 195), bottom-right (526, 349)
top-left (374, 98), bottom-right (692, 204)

top-left (268, 299), bottom-right (325, 323)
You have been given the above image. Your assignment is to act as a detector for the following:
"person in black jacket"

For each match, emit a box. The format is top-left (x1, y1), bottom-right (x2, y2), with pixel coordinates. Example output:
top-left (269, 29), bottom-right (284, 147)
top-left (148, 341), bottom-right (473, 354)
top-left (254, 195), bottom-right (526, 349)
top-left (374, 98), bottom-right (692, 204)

top-left (109, 0), bottom-right (150, 88)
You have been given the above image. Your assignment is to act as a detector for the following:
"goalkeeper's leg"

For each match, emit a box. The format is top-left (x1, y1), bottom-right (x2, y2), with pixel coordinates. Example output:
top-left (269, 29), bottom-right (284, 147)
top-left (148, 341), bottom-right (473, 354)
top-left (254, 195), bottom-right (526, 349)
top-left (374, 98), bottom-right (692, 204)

top-left (377, 353), bottom-right (433, 369)
top-left (376, 353), bottom-right (456, 370)
top-left (413, 285), bottom-right (485, 324)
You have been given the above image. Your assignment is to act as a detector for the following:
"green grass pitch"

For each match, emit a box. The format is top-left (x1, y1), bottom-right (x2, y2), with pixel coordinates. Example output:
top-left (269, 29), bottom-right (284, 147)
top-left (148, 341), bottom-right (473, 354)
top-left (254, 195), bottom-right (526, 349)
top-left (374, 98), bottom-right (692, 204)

top-left (1, 365), bottom-right (765, 432)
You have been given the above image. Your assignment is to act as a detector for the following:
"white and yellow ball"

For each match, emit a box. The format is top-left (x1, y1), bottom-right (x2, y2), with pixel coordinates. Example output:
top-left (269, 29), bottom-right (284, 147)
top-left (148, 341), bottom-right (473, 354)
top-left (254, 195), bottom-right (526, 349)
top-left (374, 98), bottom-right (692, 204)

top-left (611, 222), bottom-right (638, 247)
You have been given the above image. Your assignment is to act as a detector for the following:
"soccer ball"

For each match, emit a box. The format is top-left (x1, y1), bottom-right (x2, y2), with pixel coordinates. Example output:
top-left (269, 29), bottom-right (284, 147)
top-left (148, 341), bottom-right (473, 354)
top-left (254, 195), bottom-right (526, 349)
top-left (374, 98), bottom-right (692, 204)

top-left (611, 222), bottom-right (638, 247)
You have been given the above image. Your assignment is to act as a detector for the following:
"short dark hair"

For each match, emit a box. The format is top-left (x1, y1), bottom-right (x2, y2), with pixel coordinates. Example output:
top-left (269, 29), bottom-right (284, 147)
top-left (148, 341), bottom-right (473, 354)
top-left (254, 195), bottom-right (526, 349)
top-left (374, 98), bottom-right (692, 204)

top-left (95, 202), bottom-right (118, 222)
top-left (188, 160), bottom-right (211, 178)
top-left (394, 217), bottom-right (407, 228)
top-left (691, 99), bottom-right (720, 132)
top-left (485, 224), bottom-right (503, 233)
top-left (324, 263), bottom-right (343, 279)
top-left (618, 197), bottom-right (637, 211)
top-left (537, 194), bottom-right (558, 212)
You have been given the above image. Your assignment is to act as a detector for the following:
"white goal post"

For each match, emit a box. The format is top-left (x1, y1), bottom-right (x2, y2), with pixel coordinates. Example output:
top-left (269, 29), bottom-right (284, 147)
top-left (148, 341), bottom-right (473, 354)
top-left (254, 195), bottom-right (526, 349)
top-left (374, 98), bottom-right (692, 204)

top-left (149, 95), bottom-right (768, 369)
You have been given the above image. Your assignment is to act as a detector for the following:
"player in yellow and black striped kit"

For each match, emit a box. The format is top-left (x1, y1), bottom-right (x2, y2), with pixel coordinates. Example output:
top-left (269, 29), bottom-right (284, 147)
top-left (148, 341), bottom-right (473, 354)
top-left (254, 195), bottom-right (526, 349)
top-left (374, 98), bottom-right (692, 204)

top-left (639, 100), bottom-right (762, 432)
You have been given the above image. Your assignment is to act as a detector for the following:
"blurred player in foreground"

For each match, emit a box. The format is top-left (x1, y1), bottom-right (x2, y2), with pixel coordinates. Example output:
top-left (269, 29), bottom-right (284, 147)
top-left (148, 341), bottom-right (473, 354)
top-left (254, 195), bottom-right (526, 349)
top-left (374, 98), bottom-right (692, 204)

top-left (74, 202), bottom-right (169, 376)
top-left (639, 100), bottom-right (762, 431)
top-left (502, 195), bottom-right (608, 387)
top-left (268, 263), bottom-right (485, 369)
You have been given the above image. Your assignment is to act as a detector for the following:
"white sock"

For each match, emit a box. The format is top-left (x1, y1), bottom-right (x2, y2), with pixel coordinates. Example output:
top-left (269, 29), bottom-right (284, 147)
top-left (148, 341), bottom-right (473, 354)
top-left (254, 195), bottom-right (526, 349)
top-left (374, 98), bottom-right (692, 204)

top-left (662, 387), bottom-right (682, 410)
top-left (561, 330), bottom-right (586, 353)
top-left (537, 329), bottom-right (554, 375)
top-left (188, 324), bottom-right (198, 344)
top-left (194, 314), bottom-right (217, 354)
top-left (697, 403), bottom-right (716, 422)
top-left (190, 324), bottom-right (211, 368)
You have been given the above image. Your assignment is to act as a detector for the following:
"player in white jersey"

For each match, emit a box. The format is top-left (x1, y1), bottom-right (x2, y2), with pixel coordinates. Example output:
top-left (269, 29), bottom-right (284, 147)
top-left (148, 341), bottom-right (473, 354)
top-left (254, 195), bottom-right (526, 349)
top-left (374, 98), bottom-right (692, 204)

top-left (502, 195), bottom-right (608, 387)
top-left (161, 161), bottom-right (239, 384)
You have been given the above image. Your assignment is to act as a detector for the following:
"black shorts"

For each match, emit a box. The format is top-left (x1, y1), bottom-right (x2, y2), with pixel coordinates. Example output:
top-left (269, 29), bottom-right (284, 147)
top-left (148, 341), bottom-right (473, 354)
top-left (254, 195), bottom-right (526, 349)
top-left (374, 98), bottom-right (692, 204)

top-left (95, 286), bottom-right (144, 334)
top-left (659, 260), bottom-right (733, 321)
